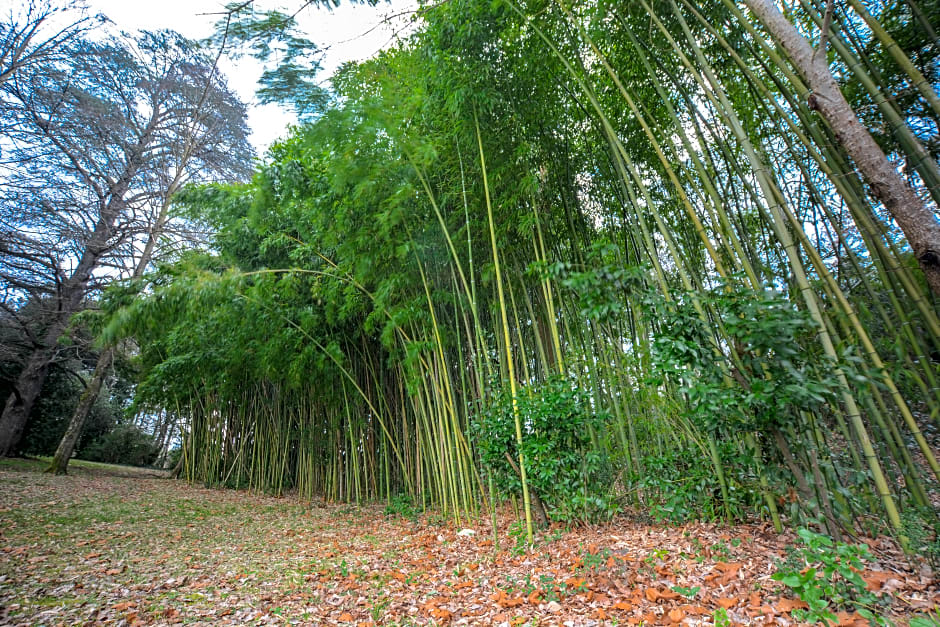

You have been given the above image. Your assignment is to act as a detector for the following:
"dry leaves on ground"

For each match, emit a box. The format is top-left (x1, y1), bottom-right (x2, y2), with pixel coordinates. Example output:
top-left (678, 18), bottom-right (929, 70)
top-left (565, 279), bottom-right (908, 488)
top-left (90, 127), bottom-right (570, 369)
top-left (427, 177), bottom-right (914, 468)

top-left (0, 460), bottom-right (935, 626)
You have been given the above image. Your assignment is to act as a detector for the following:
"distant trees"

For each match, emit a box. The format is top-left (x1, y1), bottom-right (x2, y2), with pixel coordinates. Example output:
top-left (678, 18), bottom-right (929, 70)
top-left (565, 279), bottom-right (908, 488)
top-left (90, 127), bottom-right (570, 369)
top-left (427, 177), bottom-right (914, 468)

top-left (0, 14), bottom-right (254, 459)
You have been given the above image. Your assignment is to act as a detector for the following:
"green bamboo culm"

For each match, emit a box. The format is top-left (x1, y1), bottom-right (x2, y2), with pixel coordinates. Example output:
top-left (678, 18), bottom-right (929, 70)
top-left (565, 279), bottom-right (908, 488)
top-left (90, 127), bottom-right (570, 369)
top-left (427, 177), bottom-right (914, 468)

top-left (96, 0), bottom-right (940, 548)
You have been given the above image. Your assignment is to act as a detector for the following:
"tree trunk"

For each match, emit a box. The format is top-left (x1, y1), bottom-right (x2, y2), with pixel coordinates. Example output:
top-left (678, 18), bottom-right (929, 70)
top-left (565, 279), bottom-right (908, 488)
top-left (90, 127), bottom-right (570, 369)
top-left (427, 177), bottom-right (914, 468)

top-left (42, 120), bottom-right (181, 464)
top-left (0, 257), bottom-right (101, 456)
top-left (0, 105), bottom-right (154, 457)
top-left (46, 349), bottom-right (113, 475)
top-left (152, 409), bottom-right (172, 466)
top-left (0, 345), bottom-right (55, 456)
top-left (0, 302), bottom-right (78, 457)
top-left (744, 0), bottom-right (940, 296)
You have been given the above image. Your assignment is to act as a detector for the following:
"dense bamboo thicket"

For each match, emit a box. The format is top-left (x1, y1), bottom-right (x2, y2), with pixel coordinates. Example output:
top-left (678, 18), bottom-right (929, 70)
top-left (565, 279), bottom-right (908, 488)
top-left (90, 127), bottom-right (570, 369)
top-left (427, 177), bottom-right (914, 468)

top-left (111, 0), bottom-right (939, 547)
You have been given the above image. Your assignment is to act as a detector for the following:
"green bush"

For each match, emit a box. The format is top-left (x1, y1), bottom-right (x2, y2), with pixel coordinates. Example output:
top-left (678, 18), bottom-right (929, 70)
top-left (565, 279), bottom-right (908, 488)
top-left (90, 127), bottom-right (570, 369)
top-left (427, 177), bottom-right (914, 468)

top-left (773, 528), bottom-right (889, 625)
top-left (643, 282), bottom-right (840, 435)
top-left (17, 367), bottom-right (119, 456)
top-left (472, 375), bottom-right (618, 524)
top-left (80, 424), bottom-right (158, 467)
top-left (384, 493), bottom-right (419, 521)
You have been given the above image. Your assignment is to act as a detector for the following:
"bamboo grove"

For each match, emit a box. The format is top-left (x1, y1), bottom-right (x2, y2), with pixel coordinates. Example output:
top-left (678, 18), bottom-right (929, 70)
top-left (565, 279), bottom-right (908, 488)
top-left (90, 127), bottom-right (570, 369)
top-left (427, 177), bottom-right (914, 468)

top-left (109, 0), bottom-right (940, 547)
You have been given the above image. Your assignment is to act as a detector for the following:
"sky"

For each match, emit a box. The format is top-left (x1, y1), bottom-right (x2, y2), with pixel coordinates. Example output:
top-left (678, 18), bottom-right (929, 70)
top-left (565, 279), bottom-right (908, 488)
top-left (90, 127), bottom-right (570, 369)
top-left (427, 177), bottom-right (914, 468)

top-left (73, 0), bottom-right (420, 152)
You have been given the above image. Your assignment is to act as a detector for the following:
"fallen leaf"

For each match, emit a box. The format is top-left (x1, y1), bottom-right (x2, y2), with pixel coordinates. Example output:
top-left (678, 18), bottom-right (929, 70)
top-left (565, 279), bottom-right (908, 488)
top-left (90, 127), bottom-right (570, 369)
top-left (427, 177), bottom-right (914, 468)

top-left (862, 570), bottom-right (892, 592)
top-left (668, 608), bottom-right (685, 622)
top-left (565, 576), bottom-right (586, 591)
top-left (430, 607), bottom-right (452, 622)
top-left (777, 597), bottom-right (809, 612)
top-left (837, 612), bottom-right (869, 627)
top-left (658, 588), bottom-right (680, 600)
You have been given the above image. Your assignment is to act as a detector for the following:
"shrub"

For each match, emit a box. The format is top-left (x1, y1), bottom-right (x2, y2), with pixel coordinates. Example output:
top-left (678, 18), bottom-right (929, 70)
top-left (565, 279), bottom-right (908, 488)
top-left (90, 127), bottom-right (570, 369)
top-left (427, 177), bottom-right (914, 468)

top-left (472, 375), bottom-right (618, 524)
top-left (80, 424), bottom-right (158, 467)
top-left (773, 528), bottom-right (889, 625)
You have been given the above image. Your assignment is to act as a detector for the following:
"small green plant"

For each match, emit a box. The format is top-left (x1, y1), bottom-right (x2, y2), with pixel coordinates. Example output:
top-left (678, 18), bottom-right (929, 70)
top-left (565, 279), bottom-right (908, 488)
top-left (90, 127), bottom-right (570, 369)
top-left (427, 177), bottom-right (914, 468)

top-left (712, 606), bottom-right (731, 627)
top-left (645, 548), bottom-right (669, 564)
top-left (671, 585), bottom-right (699, 599)
top-left (772, 528), bottom-right (887, 626)
top-left (684, 536), bottom-right (706, 563)
top-left (539, 574), bottom-right (563, 602)
top-left (579, 545), bottom-right (611, 572)
top-left (508, 519), bottom-right (531, 555)
top-left (909, 609), bottom-right (940, 627)
top-left (384, 493), bottom-right (418, 521)
top-left (541, 526), bottom-right (566, 544)
top-left (639, 548), bottom-right (668, 578)
top-left (370, 596), bottom-right (391, 622)
top-left (711, 540), bottom-right (734, 562)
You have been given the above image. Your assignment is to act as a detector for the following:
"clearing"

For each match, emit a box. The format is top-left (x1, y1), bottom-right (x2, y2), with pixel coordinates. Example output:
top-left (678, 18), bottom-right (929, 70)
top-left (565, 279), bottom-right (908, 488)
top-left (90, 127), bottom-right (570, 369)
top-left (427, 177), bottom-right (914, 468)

top-left (0, 459), bottom-right (935, 626)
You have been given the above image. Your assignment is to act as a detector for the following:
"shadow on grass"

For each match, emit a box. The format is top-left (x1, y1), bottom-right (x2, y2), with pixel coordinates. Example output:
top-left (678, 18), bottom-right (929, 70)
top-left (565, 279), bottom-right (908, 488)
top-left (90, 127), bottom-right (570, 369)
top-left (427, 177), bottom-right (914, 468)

top-left (0, 455), bottom-right (170, 479)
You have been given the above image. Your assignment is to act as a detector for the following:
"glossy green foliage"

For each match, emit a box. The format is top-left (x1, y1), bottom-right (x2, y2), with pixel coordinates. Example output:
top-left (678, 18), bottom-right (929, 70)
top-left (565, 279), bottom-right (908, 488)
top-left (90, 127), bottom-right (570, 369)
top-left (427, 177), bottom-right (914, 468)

top-left (644, 282), bottom-right (842, 434)
top-left (631, 445), bottom-right (757, 523)
top-left (773, 528), bottom-right (888, 625)
top-left (472, 376), bottom-right (617, 523)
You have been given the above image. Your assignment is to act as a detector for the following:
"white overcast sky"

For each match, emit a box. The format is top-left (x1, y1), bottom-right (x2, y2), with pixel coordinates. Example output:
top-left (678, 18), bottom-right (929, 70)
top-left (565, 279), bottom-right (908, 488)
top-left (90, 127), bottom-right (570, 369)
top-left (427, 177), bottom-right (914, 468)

top-left (63, 0), bottom-right (420, 152)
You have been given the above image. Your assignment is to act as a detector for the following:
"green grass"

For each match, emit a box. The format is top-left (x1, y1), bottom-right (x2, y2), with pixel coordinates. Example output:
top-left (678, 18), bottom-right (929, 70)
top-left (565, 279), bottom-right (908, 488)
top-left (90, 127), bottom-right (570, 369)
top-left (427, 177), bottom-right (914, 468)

top-left (0, 455), bottom-right (168, 477)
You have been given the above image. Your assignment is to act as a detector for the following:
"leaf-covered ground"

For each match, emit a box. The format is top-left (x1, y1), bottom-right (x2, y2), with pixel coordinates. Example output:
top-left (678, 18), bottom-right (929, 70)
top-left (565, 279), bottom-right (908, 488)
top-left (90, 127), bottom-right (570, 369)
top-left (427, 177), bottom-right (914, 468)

top-left (0, 459), bottom-right (935, 626)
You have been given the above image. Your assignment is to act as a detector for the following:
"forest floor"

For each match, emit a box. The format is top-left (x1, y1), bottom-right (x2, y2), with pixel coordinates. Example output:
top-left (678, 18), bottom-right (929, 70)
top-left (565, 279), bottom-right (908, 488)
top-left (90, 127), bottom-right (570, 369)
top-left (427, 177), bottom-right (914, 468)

top-left (0, 459), bottom-right (936, 626)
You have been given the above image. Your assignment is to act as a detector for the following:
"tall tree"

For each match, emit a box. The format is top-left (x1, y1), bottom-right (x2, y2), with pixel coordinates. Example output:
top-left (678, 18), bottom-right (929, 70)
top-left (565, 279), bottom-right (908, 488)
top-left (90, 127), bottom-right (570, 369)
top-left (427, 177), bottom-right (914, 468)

top-left (0, 28), bottom-right (253, 457)
top-left (47, 32), bottom-right (256, 475)
top-left (744, 0), bottom-right (940, 296)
